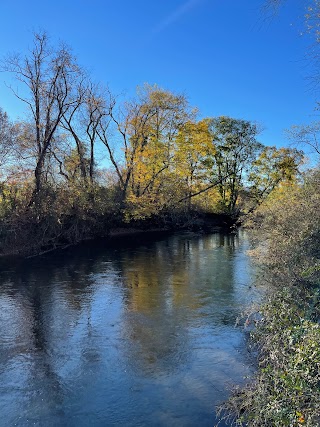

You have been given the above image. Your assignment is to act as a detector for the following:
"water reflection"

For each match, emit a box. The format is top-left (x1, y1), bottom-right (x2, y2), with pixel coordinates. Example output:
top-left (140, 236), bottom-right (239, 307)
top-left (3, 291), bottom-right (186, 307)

top-left (0, 231), bottom-right (258, 426)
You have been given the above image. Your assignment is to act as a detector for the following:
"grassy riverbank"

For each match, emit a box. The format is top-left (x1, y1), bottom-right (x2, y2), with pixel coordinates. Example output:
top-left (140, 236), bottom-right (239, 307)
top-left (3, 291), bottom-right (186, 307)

top-left (221, 169), bottom-right (320, 426)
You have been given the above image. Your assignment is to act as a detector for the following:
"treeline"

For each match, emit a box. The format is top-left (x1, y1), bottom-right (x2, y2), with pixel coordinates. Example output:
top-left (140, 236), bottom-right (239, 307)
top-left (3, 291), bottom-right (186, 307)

top-left (0, 32), bottom-right (303, 255)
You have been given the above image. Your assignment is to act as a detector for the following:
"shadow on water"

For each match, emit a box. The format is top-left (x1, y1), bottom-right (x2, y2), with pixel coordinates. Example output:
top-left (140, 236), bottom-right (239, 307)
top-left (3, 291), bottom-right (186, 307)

top-left (0, 231), bottom-right (258, 426)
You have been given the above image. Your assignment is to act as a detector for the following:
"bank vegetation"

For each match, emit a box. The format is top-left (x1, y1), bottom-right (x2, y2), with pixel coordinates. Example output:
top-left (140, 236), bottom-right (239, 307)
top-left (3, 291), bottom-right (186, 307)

top-left (220, 168), bottom-right (320, 426)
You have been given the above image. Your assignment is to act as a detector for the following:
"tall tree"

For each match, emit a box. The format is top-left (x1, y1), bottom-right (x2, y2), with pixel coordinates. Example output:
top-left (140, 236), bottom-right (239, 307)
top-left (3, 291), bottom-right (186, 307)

top-left (3, 32), bottom-right (83, 206)
top-left (209, 116), bottom-right (263, 215)
top-left (98, 84), bottom-right (195, 212)
top-left (175, 119), bottom-right (214, 210)
top-left (60, 82), bottom-right (110, 186)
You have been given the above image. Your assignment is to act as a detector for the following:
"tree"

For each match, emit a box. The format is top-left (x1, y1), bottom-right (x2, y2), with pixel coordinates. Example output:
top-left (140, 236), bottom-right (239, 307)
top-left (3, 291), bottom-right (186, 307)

top-left (3, 32), bottom-right (83, 206)
top-left (0, 108), bottom-right (19, 208)
top-left (97, 84), bottom-right (195, 215)
top-left (286, 122), bottom-right (320, 161)
top-left (60, 82), bottom-right (111, 187)
top-left (248, 146), bottom-right (304, 205)
top-left (126, 85), bottom-right (197, 216)
top-left (0, 108), bottom-right (15, 173)
top-left (174, 119), bottom-right (214, 210)
top-left (58, 79), bottom-right (89, 184)
top-left (209, 116), bottom-right (263, 215)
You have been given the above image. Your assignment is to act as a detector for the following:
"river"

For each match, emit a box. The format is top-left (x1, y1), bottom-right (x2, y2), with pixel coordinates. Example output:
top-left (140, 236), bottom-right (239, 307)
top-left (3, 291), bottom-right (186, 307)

top-left (0, 230), bottom-right (259, 426)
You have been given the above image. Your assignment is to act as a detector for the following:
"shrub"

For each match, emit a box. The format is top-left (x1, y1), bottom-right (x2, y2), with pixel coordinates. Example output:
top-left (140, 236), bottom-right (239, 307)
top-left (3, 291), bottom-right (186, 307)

top-left (220, 169), bottom-right (320, 426)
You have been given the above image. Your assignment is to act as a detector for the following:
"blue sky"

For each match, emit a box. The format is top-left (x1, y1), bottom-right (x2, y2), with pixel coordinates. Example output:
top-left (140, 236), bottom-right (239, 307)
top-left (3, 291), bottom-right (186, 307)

top-left (0, 0), bottom-right (318, 148)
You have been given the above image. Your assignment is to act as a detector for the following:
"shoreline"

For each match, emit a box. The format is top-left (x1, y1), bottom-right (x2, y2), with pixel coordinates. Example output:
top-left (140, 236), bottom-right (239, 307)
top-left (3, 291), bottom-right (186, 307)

top-left (0, 219), bottom-right (234, 260)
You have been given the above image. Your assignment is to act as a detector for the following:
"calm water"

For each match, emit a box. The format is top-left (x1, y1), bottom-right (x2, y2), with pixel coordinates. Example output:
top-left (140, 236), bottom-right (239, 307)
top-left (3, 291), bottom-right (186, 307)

top-left (0, 231), bottom-right (259, 427)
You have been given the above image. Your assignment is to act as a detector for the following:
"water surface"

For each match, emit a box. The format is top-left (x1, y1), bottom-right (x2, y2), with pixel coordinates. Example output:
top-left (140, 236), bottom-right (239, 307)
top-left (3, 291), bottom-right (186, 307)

top-left (0, 231), bottom-right (258, 426)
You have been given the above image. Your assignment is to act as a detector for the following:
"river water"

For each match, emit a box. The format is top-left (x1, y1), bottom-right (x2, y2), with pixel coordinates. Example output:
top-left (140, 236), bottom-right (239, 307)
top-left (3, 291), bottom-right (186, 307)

top-left (0, 231), bottom-right (259, 426)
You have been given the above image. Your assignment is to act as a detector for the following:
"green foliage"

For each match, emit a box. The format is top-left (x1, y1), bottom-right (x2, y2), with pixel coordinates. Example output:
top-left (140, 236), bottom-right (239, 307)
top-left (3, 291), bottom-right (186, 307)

top-left (248, 146), bottom-right (304, 204)
top-left (209, 116), bottom-right (263, 215)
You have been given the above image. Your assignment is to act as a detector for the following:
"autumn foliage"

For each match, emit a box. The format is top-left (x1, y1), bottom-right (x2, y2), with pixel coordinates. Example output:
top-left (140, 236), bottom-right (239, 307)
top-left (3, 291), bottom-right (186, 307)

top-left (0, 33), bottom-right (304, 255)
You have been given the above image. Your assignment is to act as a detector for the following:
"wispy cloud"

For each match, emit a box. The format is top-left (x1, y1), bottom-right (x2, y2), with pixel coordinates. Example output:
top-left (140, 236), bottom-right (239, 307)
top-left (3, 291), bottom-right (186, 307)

top-left (153, 0), bottom-right (205, 34)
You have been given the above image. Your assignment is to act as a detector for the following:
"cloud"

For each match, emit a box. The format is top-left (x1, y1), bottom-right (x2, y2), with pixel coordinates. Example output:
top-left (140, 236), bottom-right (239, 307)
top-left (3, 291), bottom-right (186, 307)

top-left (153, 0), bottom-right (205, 34)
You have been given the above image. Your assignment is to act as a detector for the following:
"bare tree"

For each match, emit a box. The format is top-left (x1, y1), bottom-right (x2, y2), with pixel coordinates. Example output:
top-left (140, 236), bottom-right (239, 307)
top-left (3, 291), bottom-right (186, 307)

top-left (286, 121), bottom-right (320, 161)
top-left (58, 80), bottom-right (115, 189)
top-left (84, 84), bottom-right (108, 184)
top-left (59, 79), bottom-right (89, 183)
top-left (2, 32), bottom-right (83, 206)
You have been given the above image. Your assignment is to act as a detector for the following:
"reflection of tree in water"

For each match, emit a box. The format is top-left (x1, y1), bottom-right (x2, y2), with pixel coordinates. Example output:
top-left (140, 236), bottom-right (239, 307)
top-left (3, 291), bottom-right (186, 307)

top-left (0, 277), bottom-right (66, 421)
top-left (118, 232), bottom-right (238, 376)
top-left (0, 253), bottom-right (103, 422)
top-left (110, 241), bottom-right (190, 375)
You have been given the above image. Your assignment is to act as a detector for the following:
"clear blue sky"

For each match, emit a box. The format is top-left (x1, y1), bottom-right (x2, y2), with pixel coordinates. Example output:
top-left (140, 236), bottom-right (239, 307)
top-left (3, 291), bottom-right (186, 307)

top-left (0, 0), bottom-right (318, 148)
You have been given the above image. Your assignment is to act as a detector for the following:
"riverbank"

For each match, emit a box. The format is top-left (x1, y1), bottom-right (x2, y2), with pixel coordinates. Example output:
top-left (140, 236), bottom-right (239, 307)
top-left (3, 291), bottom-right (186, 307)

top-left (221, 169), bottom-right (320, 426)
top-left (0, 211), bottom-right (236, 259)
